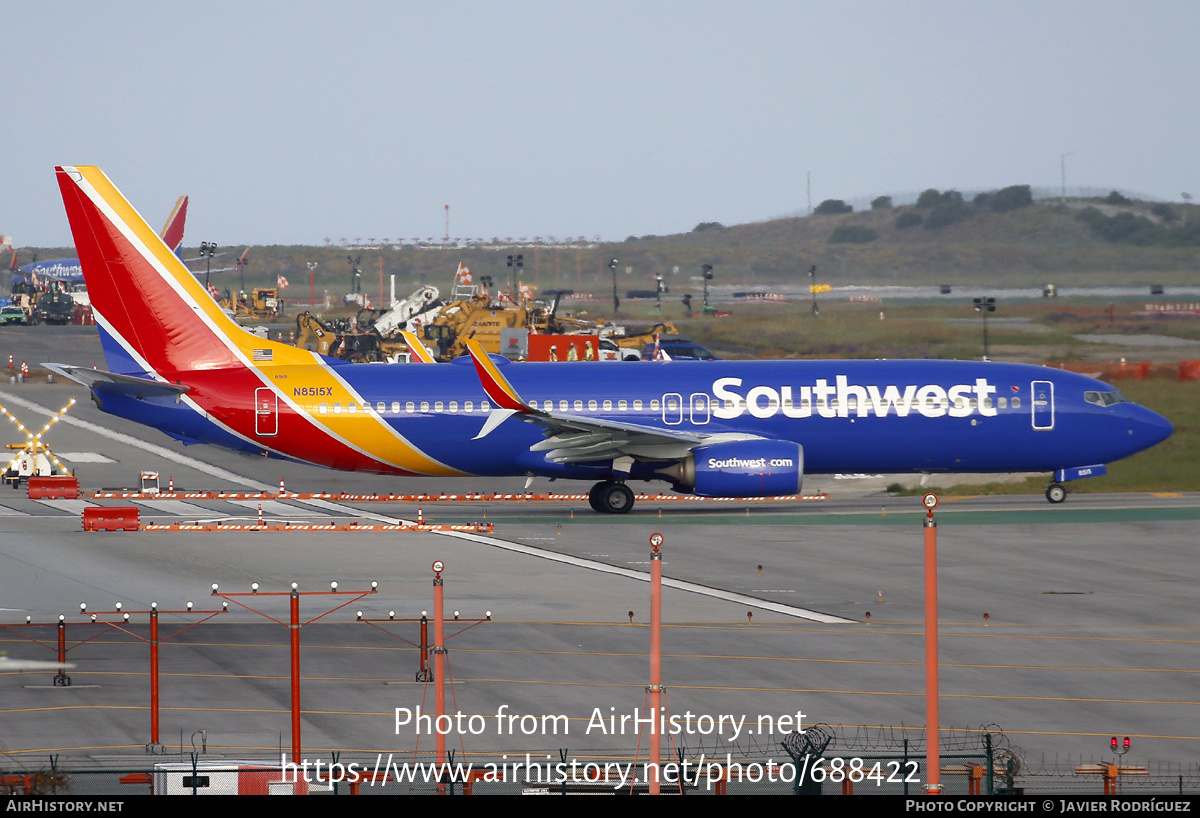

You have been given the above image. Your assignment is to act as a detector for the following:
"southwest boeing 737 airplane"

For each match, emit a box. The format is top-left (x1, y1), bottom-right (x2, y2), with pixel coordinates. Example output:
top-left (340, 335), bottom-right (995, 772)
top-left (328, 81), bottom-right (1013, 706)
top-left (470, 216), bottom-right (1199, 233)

top-left (47, 167), bottom-right (1172, 513)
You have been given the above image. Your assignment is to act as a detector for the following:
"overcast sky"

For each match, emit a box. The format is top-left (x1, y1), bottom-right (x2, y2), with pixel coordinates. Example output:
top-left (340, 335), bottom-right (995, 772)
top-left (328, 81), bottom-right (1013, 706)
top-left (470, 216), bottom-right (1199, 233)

top-left (4, 1), bottom-right (1197, 247)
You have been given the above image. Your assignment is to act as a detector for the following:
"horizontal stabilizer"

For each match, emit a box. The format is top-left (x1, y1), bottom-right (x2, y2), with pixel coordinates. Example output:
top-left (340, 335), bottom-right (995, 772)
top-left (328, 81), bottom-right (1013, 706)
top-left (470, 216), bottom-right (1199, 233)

top-left (43, 363), bottom-right (190, 401)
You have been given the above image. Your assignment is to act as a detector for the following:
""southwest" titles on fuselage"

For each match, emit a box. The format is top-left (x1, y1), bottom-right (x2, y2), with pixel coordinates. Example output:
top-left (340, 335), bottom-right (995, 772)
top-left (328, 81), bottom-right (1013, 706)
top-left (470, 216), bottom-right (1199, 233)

top-left (712, 376), bottom-right (999, 420)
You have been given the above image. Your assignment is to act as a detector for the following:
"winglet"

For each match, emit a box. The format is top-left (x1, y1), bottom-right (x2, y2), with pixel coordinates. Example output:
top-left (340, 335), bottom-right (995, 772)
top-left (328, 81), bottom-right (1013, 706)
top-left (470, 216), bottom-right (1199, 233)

top-left (400, 330), bottom-right (437, 363)
top-left (464, 339), bottom-right (529, 412)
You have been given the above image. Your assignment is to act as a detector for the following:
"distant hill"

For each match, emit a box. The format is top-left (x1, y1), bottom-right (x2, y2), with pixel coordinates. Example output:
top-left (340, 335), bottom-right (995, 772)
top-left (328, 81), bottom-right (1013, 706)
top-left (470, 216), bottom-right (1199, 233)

top-left (16, 195), bottom-right (1199, 296)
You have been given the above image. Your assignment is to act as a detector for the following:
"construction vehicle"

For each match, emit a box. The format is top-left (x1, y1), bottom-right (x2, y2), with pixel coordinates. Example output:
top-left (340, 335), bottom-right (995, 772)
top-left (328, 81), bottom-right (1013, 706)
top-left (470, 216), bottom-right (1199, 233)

top-left (294, 311), bottom-right (412, 363)
top-left (221, 287), bottom-right (282, 321)
top-left (607, 322), bottom-right (682, 361)
top-left (32, 288), bottom-right (75, 325)
top-left (295, 312), bottom-right (341, 357)
top-left (359, 284), bottom-right (440, 337)
top-left (416, 276), bottom-right (614, 361)
top-left (8, 281), bottom-right (36, 320)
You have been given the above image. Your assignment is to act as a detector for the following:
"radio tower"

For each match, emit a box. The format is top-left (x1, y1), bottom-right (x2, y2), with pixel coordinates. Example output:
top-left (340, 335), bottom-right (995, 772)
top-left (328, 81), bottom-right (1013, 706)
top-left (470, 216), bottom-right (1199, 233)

top-left (444, 205), bottom-right (450, 245)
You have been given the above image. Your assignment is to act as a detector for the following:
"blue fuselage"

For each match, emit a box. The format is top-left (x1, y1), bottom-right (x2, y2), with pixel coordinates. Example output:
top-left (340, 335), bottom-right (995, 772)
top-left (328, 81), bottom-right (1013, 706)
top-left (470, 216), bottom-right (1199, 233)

top-left (97, 356), bottom-right (1173, 485)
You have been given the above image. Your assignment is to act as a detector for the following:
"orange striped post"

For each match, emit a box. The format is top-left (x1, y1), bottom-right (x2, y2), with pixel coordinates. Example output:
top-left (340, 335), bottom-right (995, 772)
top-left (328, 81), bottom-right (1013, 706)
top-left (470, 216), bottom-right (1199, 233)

top-left (649, 533), bottom-right (664, 794)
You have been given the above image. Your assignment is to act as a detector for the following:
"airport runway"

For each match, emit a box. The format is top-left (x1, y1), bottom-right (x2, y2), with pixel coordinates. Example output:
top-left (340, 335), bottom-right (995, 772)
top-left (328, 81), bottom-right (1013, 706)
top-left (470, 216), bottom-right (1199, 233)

top-left (1, 327), bottom-right (1198, 794)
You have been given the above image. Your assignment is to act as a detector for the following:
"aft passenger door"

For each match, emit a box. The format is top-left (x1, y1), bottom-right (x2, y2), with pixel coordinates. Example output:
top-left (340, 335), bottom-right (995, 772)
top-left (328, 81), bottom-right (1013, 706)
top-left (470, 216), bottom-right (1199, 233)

top-left (1031, 380), bottom-right (1054, 431)
top-left (255, 387), bottom-right (278, 436)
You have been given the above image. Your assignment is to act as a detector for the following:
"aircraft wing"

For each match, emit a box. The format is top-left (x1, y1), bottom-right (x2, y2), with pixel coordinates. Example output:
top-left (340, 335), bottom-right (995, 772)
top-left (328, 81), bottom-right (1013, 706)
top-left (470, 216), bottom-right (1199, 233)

top-left (464, 340), bottom-right (756, 465)
top-left (523, 412), bottom-right (739, 463)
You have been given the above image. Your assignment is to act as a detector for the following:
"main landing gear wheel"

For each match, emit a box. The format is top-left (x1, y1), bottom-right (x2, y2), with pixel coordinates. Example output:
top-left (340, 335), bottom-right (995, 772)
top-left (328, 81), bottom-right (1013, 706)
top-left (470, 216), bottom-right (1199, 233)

top-left (588, 481), bottom-right (635, 514)
top-left (1046, 483), bottom-right (1067, 504)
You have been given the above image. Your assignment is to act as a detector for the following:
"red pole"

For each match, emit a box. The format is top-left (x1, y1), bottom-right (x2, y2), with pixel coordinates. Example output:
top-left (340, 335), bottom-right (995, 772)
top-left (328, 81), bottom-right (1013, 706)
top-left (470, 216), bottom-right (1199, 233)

top-left (290, 587), bottom-right (301, 763)
top-left (150, 606), bottom-right (160, 745)
top-left (419, 615), bottom-right (429, 679)
top-left (649, 535), bottom-right (663, 795)
top-left (923, 503), bottom-right (942, 794)
top-left (56, 618), bottom-right (67, 686)
top-left (433, 563), bottom-right (446, 794)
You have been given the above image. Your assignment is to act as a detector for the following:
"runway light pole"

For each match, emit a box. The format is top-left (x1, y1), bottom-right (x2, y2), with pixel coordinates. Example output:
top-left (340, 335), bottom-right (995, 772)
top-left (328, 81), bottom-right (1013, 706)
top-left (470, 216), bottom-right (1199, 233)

top-left (973, 297), bottom-right (995, 361)
top-left (648, 532), bottom-right (664, 795)
top-left (1061, 151), bottom-right (1075, 205)
top-left (212, 580), bottom-right (378, 762)
top-left (922, 493), bottom-right (942, 796)
top-left (608, 258), bottom-right (620, 315)
top-left (200, 242), bottom-right (217, 289)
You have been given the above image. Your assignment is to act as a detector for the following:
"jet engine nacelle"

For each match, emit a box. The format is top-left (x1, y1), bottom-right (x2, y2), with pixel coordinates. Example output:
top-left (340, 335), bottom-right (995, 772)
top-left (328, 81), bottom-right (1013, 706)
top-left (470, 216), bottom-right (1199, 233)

top-left (665, 440), bottom-right (804, 497)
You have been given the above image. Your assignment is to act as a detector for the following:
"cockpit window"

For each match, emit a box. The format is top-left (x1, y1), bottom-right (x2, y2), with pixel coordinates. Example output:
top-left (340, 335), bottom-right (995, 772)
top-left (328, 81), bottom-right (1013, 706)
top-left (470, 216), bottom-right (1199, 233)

top-left (1084, 390), bottom-right (1128, 407)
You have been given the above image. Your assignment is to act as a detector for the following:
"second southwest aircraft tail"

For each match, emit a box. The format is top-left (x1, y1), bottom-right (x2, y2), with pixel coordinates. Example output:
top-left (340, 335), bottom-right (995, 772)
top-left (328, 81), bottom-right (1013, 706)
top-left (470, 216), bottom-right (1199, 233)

top-left (55, 166), bottom-right (294, 378)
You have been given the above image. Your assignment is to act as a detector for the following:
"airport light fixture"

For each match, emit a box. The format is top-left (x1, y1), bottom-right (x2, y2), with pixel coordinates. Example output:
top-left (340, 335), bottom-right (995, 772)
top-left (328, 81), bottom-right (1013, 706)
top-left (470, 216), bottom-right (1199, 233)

top-left (1060, 151), bottom-right (1075, 205)
top-left (655, 275), bottom-right (665, 313)
top-left (1, 602), bottom-right (225, 751)
top-left (701, 264), bottom-right (714, 313)
top-left (608, 258), bottom-right (620, 315)
top-left (199, 241), bottom-right (217, 288)
top-left (506, 253), bottom-right (523, 295)
top-left (355, 563), bottom-right (490, 795)
top-left (973, 297), bottom-right (996, 361)
top-left (212, 581), bottom-right (379, 762)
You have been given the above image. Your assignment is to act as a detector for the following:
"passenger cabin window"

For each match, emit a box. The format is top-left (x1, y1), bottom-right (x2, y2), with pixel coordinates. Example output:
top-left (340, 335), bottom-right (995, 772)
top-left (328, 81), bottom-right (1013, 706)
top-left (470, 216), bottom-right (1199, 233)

top-left (319, 403), bottom-right (328, 414)
top-left (618, 400), bottom-right (628, 411)
top-left (406, 401), bottom-right (415, 413)
top-left (465, 401), bottom-right (474, 413)
top-left (603, 400), bottom-right (612, 411)
top-left (633, 399), bottom-right (643, 411)
top-left (1011, 397), bottom-right (1021, 409)
top-left (391, 402), bottom-right (401, 414)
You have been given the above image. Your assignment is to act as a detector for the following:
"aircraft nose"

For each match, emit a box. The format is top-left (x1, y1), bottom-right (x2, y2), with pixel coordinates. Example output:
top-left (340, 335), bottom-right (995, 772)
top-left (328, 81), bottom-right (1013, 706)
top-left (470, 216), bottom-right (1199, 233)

top-left (1127, 404), bottom-right (1173, 450)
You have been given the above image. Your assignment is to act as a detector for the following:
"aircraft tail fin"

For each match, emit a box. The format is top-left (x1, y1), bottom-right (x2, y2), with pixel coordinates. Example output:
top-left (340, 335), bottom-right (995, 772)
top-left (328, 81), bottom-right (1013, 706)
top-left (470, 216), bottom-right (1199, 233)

top-left (159, 195), bottom-right (189, 258)
top-left (400, 330), bottom-right (436, 363)
top-left (55, 166), bottom-right (296, 378)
